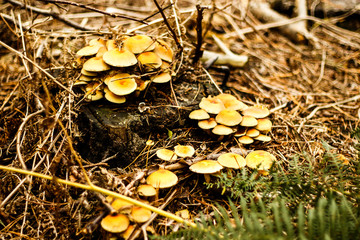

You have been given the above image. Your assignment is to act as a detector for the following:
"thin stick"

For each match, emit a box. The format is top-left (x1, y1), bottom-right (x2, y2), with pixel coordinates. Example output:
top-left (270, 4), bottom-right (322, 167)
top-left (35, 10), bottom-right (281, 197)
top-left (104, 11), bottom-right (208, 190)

top-left (192, 4), bottom-right (205, 64)
top-left (16, 109), bottom-right (45, 170)
top-left (0, 165), bottom-right (197, 228)
top-left (17, 14), bottom-right (32, 79)
top-left (152, 0), bottom-right (181, 50)
top-left (37, 0), bottom-right (147, 24)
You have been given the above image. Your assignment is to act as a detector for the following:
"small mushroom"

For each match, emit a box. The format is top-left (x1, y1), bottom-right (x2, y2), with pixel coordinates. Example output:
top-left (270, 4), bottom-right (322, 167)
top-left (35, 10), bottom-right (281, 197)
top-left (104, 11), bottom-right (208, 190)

top-left (217, 153), bottom-right (246, 169)
top-left (83, 57), bottom-right (111, 72)
top-left (101, 213), bottom-right (130, 233)
top-left (107, 73), bottom-right (137, 96)
top-left (123, 35), bottom-right (156, 54)
top-left (137, 184), bottom-right (157, 197)
top-left (212, 124), bottom-right (234, 135)
top-left (255, 118), bottom-right (272, 132)
top-left (137, 52), bottom-right (162, 69)
top-left (146, 169), bottom-right (178, 189)
top-left (150, 71), bottom-right (172, 83)
top-left (199, 96), bottom-right (225, 114)
top-left (245, 150), bottom-right (276, 171)
top-left (189, 160), bottom-right (223, 183)
top-left (237, 135), bottom-right (254, 145)
top-left (156, 148), bottom-right (178, 162)
top-left (174, 145), bottom-right (195, 158)
top-left (130, 206), bottom-right (152, 223)
top-left (154, 39), bottom-right (174, 62)
top-left (215, 109), bottom-right (243, 126)
top-left (240, 115), bottom-right (258, 127)
top-left (242, 105), bottom-right (270, 118)
top-left (102, 48), bottom-right (138, 67)
top-left (246, 128), bottom-right (260, 138)
top-left (198, 118), bottom-right (217, 130)
top-left (189, 109), bottom-right (210, 120)
top-left (104, 88), bottom-right (126, 104)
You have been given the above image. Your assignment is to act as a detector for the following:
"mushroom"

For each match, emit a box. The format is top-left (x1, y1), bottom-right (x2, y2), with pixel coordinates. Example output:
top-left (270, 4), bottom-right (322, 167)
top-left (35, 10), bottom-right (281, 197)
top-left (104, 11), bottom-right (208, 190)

top-left (215, 93), bottom-right (248, 111)
top-left (82, 57), bottom-right (111, 72)
top-left (153, 39), bottom-right (173, 62)
top-left (123, 35), bottom-right (156, 54)
top-left (217, 152), bottom-right (246, 169)
top-left (254, 134), bottom-right (272, 142)
top-left (237, 135), bottom-right (254, 145)
top-left (198, 118), bottom-right (217, 130)
top-left (189, 109), bottom-right (210, 120)
top-left (255, 118), bottom-right (272, 132)
top-left (108, 197), bottom-right (133, 214)
top-left (101, 213), bottom-right (130, 233)
top-left (212, 124), bottom-right (234, 136)
top-left (242, 105), bottom-right (270, 119)
top-left (240, 115), bottom-right (258, 127)
top-left (130, 206), bottom-right (152, 223)
top-left (215, 109), bottom-right (243, 126)
top-left (104, 88), bottom-right (126, 104)
top-left (146, 169), bottom-right (178, 189)
top-left (107, 73), bottom-right (137, 96)
top-left (174, 145), bottom-right (195, 158)
top-left (76, 39), bottom-right (105, 56)
top-left (121, 225), bottom-right (135, 240)
top-left (137, 184), bottom-right (157, 198)
top-left (199, 96), bottom-right (225, 114)
top-left (156, 148), bottom-right (178, 162)
top-left (189, 160), bottom-right (223, 183)
top-left (137, 52), bottom-right (162, 70)
top-left (246, 128), bottom-right (260, 138)
top-left (102, 49), bottom-right (138, 67)
top-left (245, 150), bottom-right (276, 171)
top-left (150, 71), bottom-right (172, 83)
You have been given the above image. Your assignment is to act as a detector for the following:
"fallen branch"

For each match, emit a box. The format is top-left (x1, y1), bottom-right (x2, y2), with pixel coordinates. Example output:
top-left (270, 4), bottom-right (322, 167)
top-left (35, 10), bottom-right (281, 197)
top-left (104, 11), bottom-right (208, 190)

top-left (0, 165), bottom-right (197, 228)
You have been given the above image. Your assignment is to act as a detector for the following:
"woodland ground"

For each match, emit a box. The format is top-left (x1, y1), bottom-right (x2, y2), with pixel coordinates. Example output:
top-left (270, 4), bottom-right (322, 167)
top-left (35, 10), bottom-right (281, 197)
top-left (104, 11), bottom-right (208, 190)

top-left (0, 0), bottom-right (360, 239)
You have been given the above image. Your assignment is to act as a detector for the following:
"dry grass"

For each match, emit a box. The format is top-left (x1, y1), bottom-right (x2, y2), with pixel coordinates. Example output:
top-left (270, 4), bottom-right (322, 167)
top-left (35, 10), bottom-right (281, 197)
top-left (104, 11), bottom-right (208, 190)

top-left (0, 0), bottom-right (359, 239)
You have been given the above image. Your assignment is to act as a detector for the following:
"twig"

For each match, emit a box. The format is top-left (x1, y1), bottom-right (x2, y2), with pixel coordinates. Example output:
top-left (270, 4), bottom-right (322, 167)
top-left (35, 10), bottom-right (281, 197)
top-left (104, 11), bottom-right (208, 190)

top-left (17, 14), bottom-right (32, 79)
top-left (0, 40), bottom-right (75, 96)
top-left (0, 165), bottom-right (197, 228)
top-left (192, 4), bottom-right (205, 64)
top-left (202, 67), bottom-right (223, 94)
top-left (5, 0), bottom-right (97, 31)
top-left (152, 0), bottom-right (181, 50)
top-left (16, 109), bottom-right (45, 170)
top-left (37, 0), bottom-right (147, 24)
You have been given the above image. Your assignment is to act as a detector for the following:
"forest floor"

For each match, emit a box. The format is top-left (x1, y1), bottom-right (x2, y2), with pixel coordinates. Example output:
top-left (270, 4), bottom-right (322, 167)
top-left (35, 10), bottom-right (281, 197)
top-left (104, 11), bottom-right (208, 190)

top-left (0, 0), bottom-right (360, 239)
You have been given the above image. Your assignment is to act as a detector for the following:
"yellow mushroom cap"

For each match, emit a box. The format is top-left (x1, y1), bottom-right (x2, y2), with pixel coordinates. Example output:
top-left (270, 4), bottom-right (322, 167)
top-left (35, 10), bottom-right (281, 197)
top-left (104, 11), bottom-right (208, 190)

top-left (174, 145), bottom-right (195, 158)
top-left (198, 118), bottom-right (217, 129)
top-left (146, 169), bottom-right (178, 189)
top-left (212, 124), bottom-right (234, 135)
top-left (83, 57), bottom-right (111, 72)
top-left (74, 80), bottom-right (88, 86)
top-left (110, 198), bottom-right (133, 211)
top-left (76, 44), bottom-right (104, 56)
top-left (237, 135), bottom-right (254, 144)
top-left (121, 225), bottom-right (135, 240)
top-left (137, 184), bottom-right (157, 197)
top-left (242, 105), bottom-right (270, 118)
top-left (79, 75), bottom-right (93, 81)
top-left (245, 150), bottom-right (276, 170)
top-left (137, 52), bottom-right (162, 69)
top-left (101, 213), bottom-right (130, 233)
top-left (154, 40), bottom-right (173, 62)
top-left (215, 109), bottom-right (243, 126)
top-left (150, 71), bottom-right (171, 83)
top-left (254, 134), bottom-right (272, 142)
top-left (103, 49), bottom-right (138, 67)
top-left (123, 35), bottom-right (155, 54)
top-left (199, 96), bottom-right (226, 114)
top-left (189, 160), bottom-right (223, 174)
top-left (107, 73), bottom-right (137, 96)
top-left (189, 109), bottom-right (210, 120)
top-left (81, 68), bottom-right (97, 76)
top-left (215, 94), bottom-right (248, 111)
top-left (130, 206), bottom-right (152, 223)
top-left (240, 115), bottom-right (258, 127)
top-left (246, 128), bottom-right (260, 138)
top-left (104, 90), bottom-right (127, 104)
top-left (255, 118), bottom-right (273, 132)
top-left (217, 153), bottom-right (246, 169)
top-left (156, 148), bottom-right (178, 161)
top-left (106, 39), bottom-right (118, 51)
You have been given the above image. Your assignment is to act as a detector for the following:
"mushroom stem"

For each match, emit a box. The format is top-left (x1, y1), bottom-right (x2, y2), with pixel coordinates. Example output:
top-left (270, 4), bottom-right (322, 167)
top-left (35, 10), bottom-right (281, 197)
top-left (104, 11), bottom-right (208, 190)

top-left (204, 174), bottom-right (211, 183)
top-left (201, 35), bottom-right (248, 67)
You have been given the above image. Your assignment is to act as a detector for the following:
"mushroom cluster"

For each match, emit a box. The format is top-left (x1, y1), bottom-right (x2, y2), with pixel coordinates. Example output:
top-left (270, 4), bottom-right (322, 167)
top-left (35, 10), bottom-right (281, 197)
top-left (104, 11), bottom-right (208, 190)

top-left (189, 94), bottom-right (273, 144)
top-left (189, 150), bottom-right (276, 182)
top-left (101, 197), bottom-right (152, 236)
top-left (73, 35), bottom-right (174, 103)
top-left (155, 144), bottom-right (195, 162)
